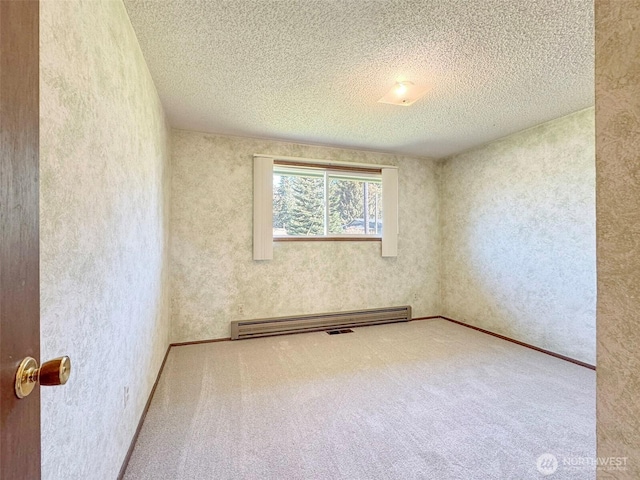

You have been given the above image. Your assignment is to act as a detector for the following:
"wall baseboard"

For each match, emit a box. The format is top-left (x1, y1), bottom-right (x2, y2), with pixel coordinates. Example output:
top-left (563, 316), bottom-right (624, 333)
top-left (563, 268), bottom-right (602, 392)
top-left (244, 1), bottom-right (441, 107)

top-left (171, 316), bottom-right (443, 346)
top-left (117, 344), bottom-right (172, 480)
top-left (439, 316), bottom-right (596, 370)
top-left (172, 317), bottom-right (441, 346)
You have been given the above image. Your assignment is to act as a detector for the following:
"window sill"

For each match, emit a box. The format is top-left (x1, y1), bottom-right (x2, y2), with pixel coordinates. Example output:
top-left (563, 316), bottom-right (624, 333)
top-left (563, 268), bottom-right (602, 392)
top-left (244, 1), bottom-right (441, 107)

top-left (274, 236), bottom-right (381, 242)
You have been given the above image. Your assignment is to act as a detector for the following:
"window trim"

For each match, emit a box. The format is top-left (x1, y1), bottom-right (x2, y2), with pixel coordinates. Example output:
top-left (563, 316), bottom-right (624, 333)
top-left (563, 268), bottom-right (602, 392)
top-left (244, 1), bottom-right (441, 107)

top-left (253, 154), bottom-right (398, 259)
top-left (274, 236), bottom-right (381, 242)
top-left (274, 162), bottom-right (383, 240)
top-left (274, 159), bottom-right (382, 175)
top-left (268, 154), bottom-right (396, 171)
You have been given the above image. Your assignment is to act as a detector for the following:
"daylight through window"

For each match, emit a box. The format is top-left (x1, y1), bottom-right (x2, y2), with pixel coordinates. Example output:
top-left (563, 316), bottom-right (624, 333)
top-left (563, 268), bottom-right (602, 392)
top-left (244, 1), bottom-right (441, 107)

top-left (273, 164), bottom-right (382, 238)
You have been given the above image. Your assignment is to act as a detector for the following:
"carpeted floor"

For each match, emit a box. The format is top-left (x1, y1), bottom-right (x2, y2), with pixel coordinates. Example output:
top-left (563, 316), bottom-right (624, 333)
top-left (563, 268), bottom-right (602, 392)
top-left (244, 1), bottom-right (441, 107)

top-left (123, 319), bottom-right (595, 479)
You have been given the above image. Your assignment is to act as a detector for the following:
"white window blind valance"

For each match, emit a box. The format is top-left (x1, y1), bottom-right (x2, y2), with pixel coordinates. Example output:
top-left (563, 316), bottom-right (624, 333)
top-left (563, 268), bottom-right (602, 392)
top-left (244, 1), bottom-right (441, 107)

top-left (253, 156), bottom-right (273, 260)
top-left (381, 168), bottom-right (398, 257)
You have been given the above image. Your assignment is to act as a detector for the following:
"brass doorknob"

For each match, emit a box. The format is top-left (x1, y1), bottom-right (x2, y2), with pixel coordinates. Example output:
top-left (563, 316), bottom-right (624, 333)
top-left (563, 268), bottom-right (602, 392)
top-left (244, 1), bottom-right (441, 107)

top-left (14, 356), bottom-right (71, 399)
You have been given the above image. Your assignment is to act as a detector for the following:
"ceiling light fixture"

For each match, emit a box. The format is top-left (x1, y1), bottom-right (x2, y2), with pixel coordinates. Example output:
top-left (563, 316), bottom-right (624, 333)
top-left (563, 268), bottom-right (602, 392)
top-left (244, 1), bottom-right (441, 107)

top-left (378, 81), bottom-right (430, 107)
top-left (395, 81), bottom-right (410, 96)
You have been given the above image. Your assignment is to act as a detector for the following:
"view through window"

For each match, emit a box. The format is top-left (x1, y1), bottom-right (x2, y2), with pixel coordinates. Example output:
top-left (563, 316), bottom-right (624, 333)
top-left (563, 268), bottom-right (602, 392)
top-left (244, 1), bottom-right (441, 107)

top-left (273, 165), bottom-right (382, 238)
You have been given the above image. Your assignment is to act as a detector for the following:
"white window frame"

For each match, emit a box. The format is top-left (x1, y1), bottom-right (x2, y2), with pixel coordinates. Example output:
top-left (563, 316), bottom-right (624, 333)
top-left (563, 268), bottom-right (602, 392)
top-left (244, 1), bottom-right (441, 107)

top-left (273, 164), bottom-right (382, 240)
top-left (253, 155), bottom-right (398, 259)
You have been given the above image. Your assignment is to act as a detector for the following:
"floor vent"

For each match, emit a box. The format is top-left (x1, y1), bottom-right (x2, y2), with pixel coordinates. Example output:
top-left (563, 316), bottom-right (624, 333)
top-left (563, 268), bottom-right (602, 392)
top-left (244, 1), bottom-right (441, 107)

top-left (327, 329), bottom-right (353, 335)
top-left (231, 306), bottom-right (411, 340)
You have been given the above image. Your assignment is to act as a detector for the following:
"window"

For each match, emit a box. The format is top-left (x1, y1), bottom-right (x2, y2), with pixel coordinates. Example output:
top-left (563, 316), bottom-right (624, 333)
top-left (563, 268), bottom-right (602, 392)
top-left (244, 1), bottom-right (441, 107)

top-left (273, 164), bottom-right (382, 238)
top-left (253, 155), bottom-right (398, 260)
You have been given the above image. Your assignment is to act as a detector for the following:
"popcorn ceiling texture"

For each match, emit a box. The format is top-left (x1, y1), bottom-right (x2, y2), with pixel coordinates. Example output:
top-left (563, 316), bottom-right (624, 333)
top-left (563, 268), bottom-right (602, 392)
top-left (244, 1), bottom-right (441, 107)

top-left (170, 131), bottom-right (440, 343)
top-left (440, 109), bottom-right (596, 365)
top-left (39, 1), bottom-right (171, 479)
top-left (595, 1), bottom-right (640, 477)
top-left (123, 0), bottom-right (594, 159)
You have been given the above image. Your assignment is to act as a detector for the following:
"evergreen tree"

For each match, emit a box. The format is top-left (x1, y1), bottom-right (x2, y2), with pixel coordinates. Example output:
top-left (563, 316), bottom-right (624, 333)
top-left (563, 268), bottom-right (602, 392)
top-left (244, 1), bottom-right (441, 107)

top-left (328, 179), bottom-right (363, 234)
top-left (366, 182), bottom-right (382, 234)
top-left (288, 176), bottom-right (325, 235)
top-left (273, 175), bottom-right (293, 231)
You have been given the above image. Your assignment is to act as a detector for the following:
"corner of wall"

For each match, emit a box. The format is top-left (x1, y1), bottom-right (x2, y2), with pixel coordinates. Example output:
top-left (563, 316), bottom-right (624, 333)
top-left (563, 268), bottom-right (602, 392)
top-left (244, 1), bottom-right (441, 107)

top-left (435, 157), bottom-right (449, 316)
top-left (435, 109), bottom-right (596, 364)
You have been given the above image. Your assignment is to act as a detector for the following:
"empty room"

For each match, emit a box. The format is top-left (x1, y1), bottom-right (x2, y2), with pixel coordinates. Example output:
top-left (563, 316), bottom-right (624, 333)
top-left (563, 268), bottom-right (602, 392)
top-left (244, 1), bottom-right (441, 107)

top-left (1, 1), bottom-right (639, 479)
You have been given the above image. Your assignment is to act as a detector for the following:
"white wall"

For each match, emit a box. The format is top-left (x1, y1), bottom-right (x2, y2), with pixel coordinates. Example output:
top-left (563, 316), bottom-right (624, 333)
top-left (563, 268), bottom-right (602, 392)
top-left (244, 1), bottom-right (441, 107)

top-left (39, 1), bottom-right (171, 478)
top-left (170, 130), bottom-right (441, 342)
top-left (440, 108), bottom-right (596, 364)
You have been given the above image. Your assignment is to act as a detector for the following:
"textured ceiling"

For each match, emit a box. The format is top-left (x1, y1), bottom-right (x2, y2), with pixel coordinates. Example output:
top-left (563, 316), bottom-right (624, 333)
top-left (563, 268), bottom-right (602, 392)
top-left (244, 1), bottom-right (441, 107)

top-left (124, 0), bottom-right (594, 158)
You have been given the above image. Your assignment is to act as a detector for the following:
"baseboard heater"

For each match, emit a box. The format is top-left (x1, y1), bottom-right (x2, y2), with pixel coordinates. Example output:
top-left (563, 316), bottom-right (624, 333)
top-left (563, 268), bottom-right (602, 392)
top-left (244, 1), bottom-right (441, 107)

top-left (230, 305), bottom-right (412, 340)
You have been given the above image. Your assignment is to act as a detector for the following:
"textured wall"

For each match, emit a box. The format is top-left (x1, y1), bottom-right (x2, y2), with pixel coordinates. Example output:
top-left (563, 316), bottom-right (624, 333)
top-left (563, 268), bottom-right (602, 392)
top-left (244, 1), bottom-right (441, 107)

top-left (595, 1), bottom-right (640, 477)
top-left (39, 1), bottom-right (171, 479)
top-left (171, 131), bottom-right (440, 342)
top-left (440, 108), bottom-right (596, 364)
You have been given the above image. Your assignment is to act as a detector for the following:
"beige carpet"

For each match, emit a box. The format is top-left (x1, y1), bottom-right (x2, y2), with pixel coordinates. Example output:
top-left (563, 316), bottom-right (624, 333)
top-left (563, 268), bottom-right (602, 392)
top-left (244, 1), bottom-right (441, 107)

top-left (123, 319), bottom-right (595, 479)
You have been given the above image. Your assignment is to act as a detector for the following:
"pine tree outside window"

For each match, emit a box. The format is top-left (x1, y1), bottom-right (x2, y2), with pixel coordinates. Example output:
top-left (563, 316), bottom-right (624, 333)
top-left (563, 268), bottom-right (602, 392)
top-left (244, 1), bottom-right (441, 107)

top-left (273, 164), bottom-right (382, 239)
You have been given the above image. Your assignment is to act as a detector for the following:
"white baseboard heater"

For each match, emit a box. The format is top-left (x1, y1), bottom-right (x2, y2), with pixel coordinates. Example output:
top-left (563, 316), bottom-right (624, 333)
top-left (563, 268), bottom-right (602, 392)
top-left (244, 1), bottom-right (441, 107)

top-left (230, 305), bottom-right (412, 340)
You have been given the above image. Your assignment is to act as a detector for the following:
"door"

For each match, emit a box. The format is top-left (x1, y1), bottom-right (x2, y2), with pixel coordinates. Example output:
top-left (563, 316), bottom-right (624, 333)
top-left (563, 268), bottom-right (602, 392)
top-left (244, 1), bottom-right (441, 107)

top-left (1, 1), bottom-right (41, 478)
